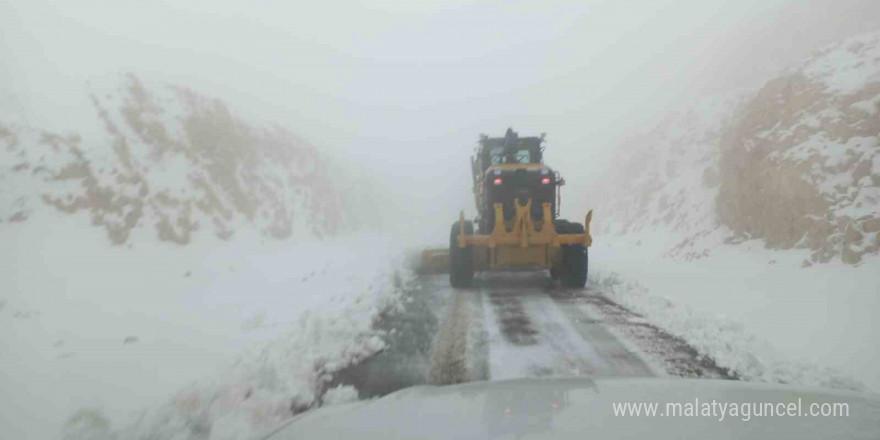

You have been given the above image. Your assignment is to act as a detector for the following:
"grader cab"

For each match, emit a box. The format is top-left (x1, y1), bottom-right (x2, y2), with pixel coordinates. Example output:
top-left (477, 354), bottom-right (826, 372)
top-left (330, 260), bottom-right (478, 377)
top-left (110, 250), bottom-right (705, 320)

top-left (423, 128), bottom-right (592, 288)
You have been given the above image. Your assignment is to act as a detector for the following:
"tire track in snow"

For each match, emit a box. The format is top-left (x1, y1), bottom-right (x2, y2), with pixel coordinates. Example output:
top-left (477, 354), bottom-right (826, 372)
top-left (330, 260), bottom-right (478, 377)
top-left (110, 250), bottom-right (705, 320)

top-left (333, 271), bottom-right (731, 400)
top-left (478, 272), bottom-right (653, 380)
top-left (429, 288), bottom-right (471, 384)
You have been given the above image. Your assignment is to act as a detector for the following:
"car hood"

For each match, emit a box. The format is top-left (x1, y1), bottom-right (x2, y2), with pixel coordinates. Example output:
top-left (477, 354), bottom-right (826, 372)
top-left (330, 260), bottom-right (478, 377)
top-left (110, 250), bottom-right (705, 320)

top-left (264, 377), bottom-right (880, 440)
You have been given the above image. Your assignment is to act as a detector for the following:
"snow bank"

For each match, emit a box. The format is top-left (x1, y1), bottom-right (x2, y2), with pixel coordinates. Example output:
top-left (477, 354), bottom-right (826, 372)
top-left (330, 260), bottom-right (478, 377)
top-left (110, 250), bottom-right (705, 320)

top-left (0, 215), bottom-right (411, 440)
top-left (589, 236), bottom-right (876, 392)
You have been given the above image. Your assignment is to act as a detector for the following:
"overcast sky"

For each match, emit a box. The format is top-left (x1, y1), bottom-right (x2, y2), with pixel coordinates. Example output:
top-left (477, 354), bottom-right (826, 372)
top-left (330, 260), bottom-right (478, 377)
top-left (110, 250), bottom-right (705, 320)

top-left (2, 0), bottom-right (878, 236)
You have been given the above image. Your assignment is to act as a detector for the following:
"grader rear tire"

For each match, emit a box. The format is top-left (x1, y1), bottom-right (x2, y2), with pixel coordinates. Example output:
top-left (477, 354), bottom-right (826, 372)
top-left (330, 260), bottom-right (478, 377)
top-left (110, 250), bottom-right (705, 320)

top-left (449, 220), bottom-right (474, 288)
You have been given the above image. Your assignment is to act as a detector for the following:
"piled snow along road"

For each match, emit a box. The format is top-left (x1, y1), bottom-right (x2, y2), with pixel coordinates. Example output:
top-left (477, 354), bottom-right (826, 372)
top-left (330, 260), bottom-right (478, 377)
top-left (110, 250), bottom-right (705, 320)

top-left (588, 269), bottom-right (863, 390)
top-left (588, 31), bottom-right (880, 392)
top-left (0, 76), bottom-right (412, 440)
top-left (2, 220), bottom-right (411, 440)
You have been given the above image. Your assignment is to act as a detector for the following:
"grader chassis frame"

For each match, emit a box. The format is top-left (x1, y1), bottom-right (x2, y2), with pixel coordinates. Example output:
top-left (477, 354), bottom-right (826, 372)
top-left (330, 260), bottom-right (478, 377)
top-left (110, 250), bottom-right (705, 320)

top-left (455, 201), bottom-right (592, 269)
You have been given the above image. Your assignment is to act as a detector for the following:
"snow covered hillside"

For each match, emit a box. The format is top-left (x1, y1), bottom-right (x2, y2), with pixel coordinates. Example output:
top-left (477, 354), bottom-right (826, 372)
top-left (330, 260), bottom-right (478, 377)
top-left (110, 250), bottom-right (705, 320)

top-left (589, 32), bottom-right (880, 392)
top-left (591, 91), bottom-right (748, 258)
top-left (0, 74), bottom-right (347, 244)
top-left (596, 31), bottom-right (880, 266)
top-left (0, 75), bottom-right (411, 440)
top-left (719, 32), bottom-right (880, 266)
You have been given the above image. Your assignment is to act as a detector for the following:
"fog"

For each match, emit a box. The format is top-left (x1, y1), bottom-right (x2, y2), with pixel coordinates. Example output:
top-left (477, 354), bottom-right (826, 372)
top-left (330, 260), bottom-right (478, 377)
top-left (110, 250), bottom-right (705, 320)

top-left (2, 0), bottom-right (879, 239)
top-left (2, 3), bottom-right (880, 438)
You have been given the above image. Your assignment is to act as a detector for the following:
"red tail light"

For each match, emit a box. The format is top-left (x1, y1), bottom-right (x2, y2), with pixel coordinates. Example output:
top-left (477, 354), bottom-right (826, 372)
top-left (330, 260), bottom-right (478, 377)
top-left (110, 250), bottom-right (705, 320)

top-left (541, 177), bottom-right (551, 185)
top-left (493, 178), bottom-right (502, 185)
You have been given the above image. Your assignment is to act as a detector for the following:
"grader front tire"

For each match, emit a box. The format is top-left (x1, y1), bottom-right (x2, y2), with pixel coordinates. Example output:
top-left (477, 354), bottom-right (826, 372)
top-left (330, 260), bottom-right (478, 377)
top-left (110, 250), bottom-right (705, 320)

top-left (449, 220), bottom-right (474, 288)
top-left (560, 222), bottom-right (588, 288)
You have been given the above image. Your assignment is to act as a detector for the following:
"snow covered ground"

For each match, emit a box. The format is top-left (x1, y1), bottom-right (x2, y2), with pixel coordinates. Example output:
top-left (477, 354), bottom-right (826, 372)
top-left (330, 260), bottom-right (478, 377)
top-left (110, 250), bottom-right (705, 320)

top-left (582, 30), bottom-right (880, 396)
top-left (0, 214), bottom-right (410, 440)
top-left (589, 233), bottom-right (878, 393)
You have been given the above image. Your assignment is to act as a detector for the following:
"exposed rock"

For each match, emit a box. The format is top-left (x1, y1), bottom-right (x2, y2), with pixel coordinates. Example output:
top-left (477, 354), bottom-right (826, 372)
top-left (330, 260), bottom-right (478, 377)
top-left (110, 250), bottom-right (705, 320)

top-left (717, 34), bottom-right (880, 263)
top-left (862, 217), bottom-right (880, 233)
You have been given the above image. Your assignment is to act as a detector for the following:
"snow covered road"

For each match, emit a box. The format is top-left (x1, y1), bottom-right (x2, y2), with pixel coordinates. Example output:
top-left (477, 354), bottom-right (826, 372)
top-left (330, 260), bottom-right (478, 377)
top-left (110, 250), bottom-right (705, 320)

top-left (468, 272), bottom-right (655, 380)
top-left (335, 271), bottom-right (733, 397)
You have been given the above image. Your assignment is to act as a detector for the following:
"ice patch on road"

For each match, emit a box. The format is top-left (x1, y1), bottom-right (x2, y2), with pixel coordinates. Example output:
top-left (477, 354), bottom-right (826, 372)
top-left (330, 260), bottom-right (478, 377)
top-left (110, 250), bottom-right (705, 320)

top-left (589, 270), bottom-right (865, 391)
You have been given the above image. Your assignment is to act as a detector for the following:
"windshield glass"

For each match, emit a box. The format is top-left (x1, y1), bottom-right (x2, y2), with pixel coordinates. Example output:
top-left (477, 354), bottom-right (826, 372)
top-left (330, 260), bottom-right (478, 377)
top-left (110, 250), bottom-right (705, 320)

top-left (490, 147), bottom-right (533, 164)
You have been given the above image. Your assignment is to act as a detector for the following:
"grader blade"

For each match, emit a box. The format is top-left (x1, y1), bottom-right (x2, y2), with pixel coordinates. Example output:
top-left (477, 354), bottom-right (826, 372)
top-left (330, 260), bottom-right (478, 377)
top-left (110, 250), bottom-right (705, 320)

top-left (420, 248), bottom-right (450, 274)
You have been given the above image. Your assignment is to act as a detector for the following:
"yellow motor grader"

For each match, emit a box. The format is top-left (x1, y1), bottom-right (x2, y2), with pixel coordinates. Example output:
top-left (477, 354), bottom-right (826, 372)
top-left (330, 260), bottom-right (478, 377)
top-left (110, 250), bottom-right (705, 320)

top-left (422, 128), bottom-right (592, 288)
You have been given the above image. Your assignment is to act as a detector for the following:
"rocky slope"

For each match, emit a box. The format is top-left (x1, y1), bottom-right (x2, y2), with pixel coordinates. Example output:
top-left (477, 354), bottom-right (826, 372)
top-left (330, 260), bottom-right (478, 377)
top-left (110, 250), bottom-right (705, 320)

top-left (596, 31), bottom-right (880, 265)
top-left (0, 75), bottom-right (347, 244)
